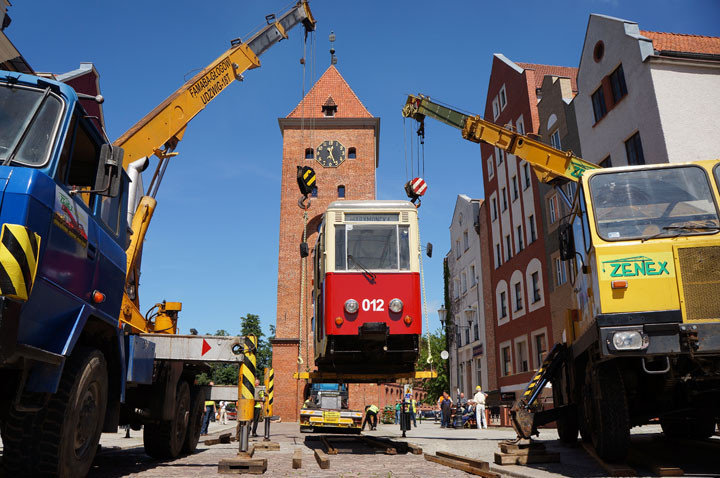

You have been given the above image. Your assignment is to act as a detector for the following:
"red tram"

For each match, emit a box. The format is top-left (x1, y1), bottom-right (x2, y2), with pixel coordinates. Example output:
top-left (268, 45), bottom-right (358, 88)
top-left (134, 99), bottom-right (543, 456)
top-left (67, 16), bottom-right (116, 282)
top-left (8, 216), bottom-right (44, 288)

top-left (312, 200), bottom-right (422, 374)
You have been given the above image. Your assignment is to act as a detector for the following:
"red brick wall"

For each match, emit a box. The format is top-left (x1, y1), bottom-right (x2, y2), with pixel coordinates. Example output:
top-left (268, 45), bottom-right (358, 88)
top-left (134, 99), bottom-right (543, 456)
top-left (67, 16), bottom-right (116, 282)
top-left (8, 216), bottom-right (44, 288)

top-left (273, 66), bottom-right (379, 421)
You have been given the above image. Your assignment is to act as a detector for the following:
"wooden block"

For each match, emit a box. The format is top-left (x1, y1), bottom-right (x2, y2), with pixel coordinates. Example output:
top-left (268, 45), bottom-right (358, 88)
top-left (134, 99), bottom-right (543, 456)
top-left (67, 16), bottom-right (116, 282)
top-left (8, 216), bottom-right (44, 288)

top-left (218, 457), bottom-right (267, 475)
top-left (320, 436), bottom-right (338, 455)
top-left (236, 445), bottom-right (255, 458)
top-left (204, 438), bottom-right (220, 446)
top-left (406, 442), bottom-right (423, 455)
top-left (499, 442), bottom-right (546, 454)
top-left (314, 449), bottom-right (330, 469)
top-left (627, 448), bottom-right (683, 476)
top-left (494, 452), bottom-right (560, 465)
top-left (581, 442), bottom-right (636, 477)
top-left (254, 441), bottom-right (280, 451)
top-left (292, 448), bottom-right (302, 469)
top-left (436, 451), bottom-right (489, 471)
top-left (219, 432), bottom-right (232, 444)
top-left (361, 436), bottom-right (397, 455)
top-left (425, 453), bottom-right (500, 478)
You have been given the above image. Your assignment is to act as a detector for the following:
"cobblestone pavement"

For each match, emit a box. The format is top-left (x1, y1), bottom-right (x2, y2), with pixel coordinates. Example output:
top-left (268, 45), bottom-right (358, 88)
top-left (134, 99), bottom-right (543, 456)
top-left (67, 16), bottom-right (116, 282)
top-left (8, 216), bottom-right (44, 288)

top-left (3, 418), bottom-right (719, 477)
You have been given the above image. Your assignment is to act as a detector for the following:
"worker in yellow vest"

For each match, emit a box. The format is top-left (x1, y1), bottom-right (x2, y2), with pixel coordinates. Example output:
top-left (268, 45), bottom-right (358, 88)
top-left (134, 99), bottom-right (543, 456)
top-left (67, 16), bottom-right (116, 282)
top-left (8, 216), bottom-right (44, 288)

top-left (251, 379), bottom-right (265, 437)
top-left (362, 404), bottom-right (379, 430)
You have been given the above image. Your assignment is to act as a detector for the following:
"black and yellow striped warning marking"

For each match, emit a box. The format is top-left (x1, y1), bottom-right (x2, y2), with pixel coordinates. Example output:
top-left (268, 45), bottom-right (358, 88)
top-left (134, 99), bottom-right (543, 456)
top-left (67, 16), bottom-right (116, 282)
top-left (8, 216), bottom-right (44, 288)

top-left (238, 335), bottom-right (257, 421)
top-left (264, 367), bottom-right (274, 416)
top-left (0, 224), bottom-right (41, 301)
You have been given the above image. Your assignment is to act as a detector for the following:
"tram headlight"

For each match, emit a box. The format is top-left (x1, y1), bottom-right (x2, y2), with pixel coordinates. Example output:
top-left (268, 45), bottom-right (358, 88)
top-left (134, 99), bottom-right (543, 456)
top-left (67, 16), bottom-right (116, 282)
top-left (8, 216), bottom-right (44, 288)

top-left (344, 299), bottom-right (359, 314)
top-left (389, 298), bottom-right (404, 313)
top-left (611, 330), bottom-right (649, 350)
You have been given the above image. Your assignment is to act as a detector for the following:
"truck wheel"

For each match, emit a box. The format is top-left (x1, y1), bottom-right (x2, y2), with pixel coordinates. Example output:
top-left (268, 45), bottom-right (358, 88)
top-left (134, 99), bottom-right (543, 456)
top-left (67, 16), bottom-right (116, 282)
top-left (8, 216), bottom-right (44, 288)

top-left (579, 373), bottom-right (593, 443)
top-left (25, 347), bottom-right (108, 477)
top-left (552, 379), bottom-right (578, 444)
top-left (144, 380), bottom-right (190, 459)
top-left (589, 363), bottom-right (630, 462)
top-left (661, 413), bottom-right (716, 440)
top-left (182, 385), bottom-right (205, 454)
top-left (1, 405), bottom-right (33, 474)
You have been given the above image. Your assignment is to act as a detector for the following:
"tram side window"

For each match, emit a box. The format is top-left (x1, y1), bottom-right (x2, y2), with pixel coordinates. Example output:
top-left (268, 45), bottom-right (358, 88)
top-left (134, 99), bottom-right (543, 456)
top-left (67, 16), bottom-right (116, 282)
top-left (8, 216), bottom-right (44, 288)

top-left (335, 225), bottom-right (346, 270)
top-left (399, 225), bottom-right (410, 270)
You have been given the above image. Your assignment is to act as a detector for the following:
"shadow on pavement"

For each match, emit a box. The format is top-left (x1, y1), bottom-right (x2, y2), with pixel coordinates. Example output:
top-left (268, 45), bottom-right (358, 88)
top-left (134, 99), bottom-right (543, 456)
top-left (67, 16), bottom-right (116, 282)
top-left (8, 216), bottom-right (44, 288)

top-left (88, 446), bottom-right (210, 478)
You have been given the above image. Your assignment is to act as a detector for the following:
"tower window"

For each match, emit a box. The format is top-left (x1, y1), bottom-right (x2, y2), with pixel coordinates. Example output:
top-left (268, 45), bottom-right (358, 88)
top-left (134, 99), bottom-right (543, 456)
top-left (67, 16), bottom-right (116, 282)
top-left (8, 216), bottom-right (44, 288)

top-left (305, 148), bottom-right (314, 159)
top-left (337, 185), bottom-right (345, 198)
top-left (348, 147), bottom-right (356, 159)
top-left (322, 96), bottom-right (337, 117)
top-left (311, 187), bottom-right (318, 198)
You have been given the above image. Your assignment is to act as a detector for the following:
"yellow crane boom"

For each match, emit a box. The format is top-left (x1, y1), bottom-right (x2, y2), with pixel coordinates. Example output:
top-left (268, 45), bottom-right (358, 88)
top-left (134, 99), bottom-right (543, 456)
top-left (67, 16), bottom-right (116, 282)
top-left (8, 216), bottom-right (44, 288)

top-left (116, 1), bottom-right (316, 334)
top-left (401, 94), bottom-right (598, 184)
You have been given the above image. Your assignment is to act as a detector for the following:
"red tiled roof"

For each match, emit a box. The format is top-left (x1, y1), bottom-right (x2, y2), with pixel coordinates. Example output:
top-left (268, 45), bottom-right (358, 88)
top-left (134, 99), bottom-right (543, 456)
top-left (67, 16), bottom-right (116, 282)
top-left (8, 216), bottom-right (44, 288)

top-left (287, 65), bottom-right (373, 118)
top-left (515, 62), bottom-right (578, 92)
top-left (640, 30), bottom-right (720, 56)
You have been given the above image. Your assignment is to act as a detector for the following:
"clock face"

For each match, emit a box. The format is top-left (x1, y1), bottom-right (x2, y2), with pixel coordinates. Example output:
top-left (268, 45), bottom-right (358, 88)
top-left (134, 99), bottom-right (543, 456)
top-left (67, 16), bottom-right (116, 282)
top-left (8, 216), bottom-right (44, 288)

top-left (316, 140), bottom-right (346, 168)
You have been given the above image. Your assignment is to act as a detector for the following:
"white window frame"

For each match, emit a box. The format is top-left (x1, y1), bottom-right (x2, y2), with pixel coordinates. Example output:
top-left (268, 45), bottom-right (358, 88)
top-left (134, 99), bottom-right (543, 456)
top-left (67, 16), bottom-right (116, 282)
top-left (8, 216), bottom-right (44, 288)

top-left (463, 230), bottom-right (469, 251)
top-left (516, 115), bottom-right (525, 136)
top-left (528, 214), bottom-right (537, 243)
top-left (523, 163), bottom-right (531, 190)
top-left (499, 85), bottom-right (507, 111)
top-left (491, 197), bottom-right (498, 221)
top-left (505, 234), bottom-right (511, 261)
top-left (470, 264), bottom-right (476, 287)
top-left (555, 257), bottom-right (567, 286)
top-left (495, 243), bottom-right (501, 268)
top-left (492, 97), bottom-right (500, 120)
top-left (487, 156), bottom-right (495, 179)
top-left (550, 129), bottom-right (561, 150)
top-left (496, 280), bottom-right (509, 326)
top-left (514, 336), bottom-right (529, 374)
top-left (499, 340), bottom-right (513, 376)
top-left (512, 175), bottom-right (519, 201)
top-left (548, 195), bottom-right (558, 224)
top-left (461, 272), bottom-right (467, 294)
top-left (530, 327), bottom-right (548, 370)
top-left (501, 187), bottom-right (508, 211)
top-left (516, 224), bottom-right (524, 252)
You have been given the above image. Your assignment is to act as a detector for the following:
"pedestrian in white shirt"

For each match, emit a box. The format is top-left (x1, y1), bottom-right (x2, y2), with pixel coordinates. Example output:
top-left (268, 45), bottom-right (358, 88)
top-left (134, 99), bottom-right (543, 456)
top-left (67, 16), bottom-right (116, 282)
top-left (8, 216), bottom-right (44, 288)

top-left (472, 386), bottom-right (488, 429)
top-left (219, 400), bottom-right (228, 425)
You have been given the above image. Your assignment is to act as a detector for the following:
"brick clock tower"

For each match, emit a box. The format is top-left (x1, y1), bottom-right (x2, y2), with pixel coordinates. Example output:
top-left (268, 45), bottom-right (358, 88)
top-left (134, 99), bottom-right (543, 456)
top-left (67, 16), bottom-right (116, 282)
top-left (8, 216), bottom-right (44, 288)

top-left (272, 65), bottom-right (380, 421)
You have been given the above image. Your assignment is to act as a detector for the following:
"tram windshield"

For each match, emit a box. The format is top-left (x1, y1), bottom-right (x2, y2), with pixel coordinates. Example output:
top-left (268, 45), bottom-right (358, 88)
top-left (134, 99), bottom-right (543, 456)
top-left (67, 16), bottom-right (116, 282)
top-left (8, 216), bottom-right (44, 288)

top-left (335, 224), bottom-right (410, 271)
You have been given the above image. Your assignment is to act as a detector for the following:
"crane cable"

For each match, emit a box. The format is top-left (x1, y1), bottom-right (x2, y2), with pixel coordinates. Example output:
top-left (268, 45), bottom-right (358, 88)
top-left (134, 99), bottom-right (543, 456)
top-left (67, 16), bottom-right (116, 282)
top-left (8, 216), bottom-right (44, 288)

top-left (298, 208), bottom-right (309, 368)
top-left (417, 217), bottom-right (433, 369)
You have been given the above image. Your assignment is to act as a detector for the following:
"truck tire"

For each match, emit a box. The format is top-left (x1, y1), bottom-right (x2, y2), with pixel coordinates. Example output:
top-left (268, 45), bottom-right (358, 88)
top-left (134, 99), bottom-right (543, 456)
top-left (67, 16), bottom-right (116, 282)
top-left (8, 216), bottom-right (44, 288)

top-left (661, 413), bottom-right (716, 440)
top-left (589, 363), bottom-right (630, 462)
top-left (144, 380), bottom-right (190, 459)
top-left (552, 380), bottom-right (578, 444)
top-left (182, 385), bottom-right (205, 454)
top-left (8, 348), bottom-right (109, 477)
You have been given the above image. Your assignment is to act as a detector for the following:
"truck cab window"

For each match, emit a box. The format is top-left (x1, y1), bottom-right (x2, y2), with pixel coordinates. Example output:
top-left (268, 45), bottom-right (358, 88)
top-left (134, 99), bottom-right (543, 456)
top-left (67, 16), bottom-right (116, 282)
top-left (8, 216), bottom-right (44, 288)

top-left (64, 117), bottom-right (102, 206)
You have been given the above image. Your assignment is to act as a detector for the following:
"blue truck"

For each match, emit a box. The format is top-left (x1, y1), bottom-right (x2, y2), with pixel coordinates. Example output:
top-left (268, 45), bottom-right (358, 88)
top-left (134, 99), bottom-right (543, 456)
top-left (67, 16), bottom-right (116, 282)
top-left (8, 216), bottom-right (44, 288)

top-left (0, 69), bottom-right (247, 477)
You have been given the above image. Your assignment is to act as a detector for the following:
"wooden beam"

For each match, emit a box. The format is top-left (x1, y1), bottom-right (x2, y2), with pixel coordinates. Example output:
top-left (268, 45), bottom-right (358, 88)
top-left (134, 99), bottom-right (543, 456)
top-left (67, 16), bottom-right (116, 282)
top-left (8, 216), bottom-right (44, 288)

top-left (320, 436), bottom-right (338, 455)
top-left (314, 449), bottom-right (330, 469)
top-left (292, 449), bottom-right (302, 469)
top-left (435, 451), bottom-right (489, 470)
top-left (361, 436), bottom-right (397, 455)
top-left (424, 453), bottom-right (500, 478)
top-left (581, 442), bottom-right (636, 477)
top-left (406, 442), bottom-right (423, 455)
top-left (218, 457), bottom-right (267, 475)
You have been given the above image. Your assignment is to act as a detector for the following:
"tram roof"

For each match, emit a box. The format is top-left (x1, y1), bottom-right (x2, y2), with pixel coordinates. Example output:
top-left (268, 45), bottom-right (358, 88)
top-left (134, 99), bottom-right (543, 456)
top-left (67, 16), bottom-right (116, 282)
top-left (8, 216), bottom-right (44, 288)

top-left (326, 200), bottom-right (416, 211)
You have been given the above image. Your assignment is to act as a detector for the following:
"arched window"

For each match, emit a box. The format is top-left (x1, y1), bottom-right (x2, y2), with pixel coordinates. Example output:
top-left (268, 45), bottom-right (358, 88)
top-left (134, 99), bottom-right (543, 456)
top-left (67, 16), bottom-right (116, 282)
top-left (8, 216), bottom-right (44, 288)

top-left (305, 148), bottom-right (314, 159)
top-left (348, 147), bottom-right (357, 159)
top-left (337, 185), bottom-right (345, 198)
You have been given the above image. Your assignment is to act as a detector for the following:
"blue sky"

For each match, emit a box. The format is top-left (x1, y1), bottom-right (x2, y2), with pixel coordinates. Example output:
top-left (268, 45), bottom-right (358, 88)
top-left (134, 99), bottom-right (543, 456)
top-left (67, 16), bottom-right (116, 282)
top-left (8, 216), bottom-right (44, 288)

top-left (7, 0), bottom-right (719, 338)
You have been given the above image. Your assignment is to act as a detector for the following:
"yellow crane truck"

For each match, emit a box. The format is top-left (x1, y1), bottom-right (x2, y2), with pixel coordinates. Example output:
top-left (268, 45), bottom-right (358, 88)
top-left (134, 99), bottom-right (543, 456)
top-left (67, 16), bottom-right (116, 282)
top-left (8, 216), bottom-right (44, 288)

top-left (403, 94), bottom-right (720, 462)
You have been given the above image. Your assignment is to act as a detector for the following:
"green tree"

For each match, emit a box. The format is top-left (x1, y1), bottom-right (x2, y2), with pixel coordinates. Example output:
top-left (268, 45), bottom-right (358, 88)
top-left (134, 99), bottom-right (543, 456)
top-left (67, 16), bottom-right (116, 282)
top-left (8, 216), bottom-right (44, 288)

top-left (416, 329), bottom-right (449, 403)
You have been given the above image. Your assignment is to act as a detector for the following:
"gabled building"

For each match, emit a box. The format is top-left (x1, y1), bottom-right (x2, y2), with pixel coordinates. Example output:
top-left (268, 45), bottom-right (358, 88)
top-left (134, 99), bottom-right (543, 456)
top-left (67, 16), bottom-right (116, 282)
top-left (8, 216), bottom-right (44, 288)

top-left (446, 195), bottom-right (495, 398)
top-left (575, 14), bottom-right (720, 167)
top-left (0, 0), bottom-right (33, 73)
top-left (481, 54), bottom-right (577, 401)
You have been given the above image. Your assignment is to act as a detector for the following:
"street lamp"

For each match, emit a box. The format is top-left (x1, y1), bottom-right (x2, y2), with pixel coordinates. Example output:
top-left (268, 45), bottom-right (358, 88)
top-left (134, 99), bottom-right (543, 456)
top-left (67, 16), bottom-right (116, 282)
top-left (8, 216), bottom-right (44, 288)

top-left (438, 307), bottom-right (447, 328)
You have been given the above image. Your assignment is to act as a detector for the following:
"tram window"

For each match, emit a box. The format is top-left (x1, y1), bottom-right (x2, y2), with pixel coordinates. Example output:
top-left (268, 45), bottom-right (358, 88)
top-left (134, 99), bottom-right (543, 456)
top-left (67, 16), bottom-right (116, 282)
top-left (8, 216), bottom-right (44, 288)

top-left (335, 225), bottom-right (346, 270)
top-left (347, 225), bottom-right (399, 270)
top-left (399, 226), bottom-right (410, 270)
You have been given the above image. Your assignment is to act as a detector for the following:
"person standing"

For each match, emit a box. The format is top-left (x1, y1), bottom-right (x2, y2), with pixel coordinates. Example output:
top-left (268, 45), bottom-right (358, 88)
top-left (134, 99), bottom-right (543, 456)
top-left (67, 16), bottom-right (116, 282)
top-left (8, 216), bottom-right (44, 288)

top-left (394, 400), bottom-right (401, 424)
top-left (473, 385), bottom-right (488, 429)
top-left (201, 400), bottom-right (216, 435)
top-left (440, 392), bottom-right (452, 428)
top-left (410, 397), bottom-right (417, 427)
top-left (251, 379), bottom-right (265, 437)
top-left (219, 400), bottom-right (227, 425)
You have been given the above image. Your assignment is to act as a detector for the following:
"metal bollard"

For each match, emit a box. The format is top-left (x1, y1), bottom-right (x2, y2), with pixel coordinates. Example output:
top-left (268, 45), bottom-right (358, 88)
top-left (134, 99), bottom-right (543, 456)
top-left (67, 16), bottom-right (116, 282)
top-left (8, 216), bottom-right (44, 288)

top-left (237, 335), bottom-right (257, 453)
top-left (263, 367), bottom-right (274, 441)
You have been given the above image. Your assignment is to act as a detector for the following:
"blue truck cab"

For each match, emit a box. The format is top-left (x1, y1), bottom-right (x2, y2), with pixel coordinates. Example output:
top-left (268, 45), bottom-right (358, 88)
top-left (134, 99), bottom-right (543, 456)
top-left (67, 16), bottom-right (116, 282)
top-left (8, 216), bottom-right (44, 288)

top-left (0, 70), bottom-right (130, 476)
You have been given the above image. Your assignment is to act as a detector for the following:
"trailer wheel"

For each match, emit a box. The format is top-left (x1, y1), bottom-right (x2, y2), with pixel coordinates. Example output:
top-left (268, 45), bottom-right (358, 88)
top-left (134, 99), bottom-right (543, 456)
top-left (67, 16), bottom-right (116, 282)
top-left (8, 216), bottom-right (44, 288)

top-left (144, 380), bottom-right (190, 459)
top-left (182, 385), bottom-right (205, 454)
top-left (14, 348), bottom-right (108, 477)
top-left (661, 413), bottom-right (716, 440)
top-left (589, 363), bottom-right (630, 462)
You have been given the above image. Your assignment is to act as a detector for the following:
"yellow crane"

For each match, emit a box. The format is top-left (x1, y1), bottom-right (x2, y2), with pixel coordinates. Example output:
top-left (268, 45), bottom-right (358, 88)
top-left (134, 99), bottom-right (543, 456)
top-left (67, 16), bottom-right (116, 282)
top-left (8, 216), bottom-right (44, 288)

top-left (115, 2), bottom-right (315, 334)
top-left (403, 94), bottom-right (720, 462)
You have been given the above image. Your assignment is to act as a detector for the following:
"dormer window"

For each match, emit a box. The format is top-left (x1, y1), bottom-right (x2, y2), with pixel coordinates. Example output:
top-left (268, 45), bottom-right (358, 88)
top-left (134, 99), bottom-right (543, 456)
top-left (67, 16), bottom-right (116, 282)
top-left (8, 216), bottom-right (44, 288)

top-left (322, 96), bottom-right (337, 117)
top-left (305, 148), bottom-right (314, 159)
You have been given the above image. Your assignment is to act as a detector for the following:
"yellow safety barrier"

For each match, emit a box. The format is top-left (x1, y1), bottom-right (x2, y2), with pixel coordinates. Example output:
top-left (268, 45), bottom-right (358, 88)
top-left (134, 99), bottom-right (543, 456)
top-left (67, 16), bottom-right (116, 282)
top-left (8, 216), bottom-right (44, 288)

top-left (238, 335), bottom-right (257, 422)
top-left (0, 224), bottom-right (41, 301)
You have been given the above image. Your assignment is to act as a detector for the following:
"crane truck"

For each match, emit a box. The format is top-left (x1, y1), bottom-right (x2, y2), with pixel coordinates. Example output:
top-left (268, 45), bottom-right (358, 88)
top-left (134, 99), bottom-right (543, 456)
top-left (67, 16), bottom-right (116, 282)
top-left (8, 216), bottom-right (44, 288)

top-left (0, 2), bottom-right (315, 476)
top-left (403, 94), bottom-right (720, 462)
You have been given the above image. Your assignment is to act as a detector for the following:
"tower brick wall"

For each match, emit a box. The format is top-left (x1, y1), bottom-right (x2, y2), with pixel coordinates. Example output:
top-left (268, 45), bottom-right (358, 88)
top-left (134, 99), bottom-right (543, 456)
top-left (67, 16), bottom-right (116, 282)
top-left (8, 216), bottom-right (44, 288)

top-left (273, 66), bottom-right (380, 421)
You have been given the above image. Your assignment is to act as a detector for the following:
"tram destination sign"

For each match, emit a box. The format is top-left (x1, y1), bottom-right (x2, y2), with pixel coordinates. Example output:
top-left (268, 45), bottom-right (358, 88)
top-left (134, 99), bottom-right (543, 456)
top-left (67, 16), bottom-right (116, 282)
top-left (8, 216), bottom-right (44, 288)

top-left (344, 213), bottom-right (399, 222)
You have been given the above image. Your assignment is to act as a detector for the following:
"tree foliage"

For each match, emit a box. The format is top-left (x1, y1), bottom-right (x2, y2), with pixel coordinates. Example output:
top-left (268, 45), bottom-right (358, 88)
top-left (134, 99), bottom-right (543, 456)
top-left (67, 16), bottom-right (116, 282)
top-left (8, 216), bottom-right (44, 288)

top-left (416, 328), bottom-right (449, 403)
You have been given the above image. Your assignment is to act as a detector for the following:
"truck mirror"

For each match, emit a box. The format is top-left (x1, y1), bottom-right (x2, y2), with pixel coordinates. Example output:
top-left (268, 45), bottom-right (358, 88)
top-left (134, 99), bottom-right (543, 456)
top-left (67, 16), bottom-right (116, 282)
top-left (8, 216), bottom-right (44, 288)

top-left (95, 144), bottom-right (124, 198)
top-left (300, 242), bottom-right (309, 258)
top-left (558, 223), bottom-right (575, 261)
top-left (426, 242), bottom-right (433, 258)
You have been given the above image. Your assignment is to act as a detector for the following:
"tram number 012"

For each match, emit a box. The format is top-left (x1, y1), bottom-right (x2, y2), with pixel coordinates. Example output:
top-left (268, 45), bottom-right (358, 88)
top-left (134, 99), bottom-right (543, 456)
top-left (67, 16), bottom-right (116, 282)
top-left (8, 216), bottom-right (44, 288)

top-left (361, 299), bottom-right (385, 312)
